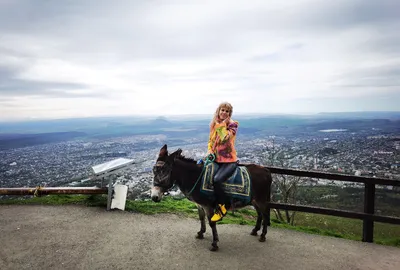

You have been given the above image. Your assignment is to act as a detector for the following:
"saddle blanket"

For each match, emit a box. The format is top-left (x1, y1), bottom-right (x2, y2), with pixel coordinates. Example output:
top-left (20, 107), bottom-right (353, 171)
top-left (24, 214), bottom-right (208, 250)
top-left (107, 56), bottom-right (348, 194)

top-left (200, 162), bottom-right (251, 203)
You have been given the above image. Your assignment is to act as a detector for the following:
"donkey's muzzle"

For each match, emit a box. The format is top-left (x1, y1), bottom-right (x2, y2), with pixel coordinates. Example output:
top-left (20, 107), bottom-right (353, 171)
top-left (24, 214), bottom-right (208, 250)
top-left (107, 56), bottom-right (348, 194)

top-left (151, 186), bottom-right (163, 202)
top-left (151, 195), bottom-right (161, 202)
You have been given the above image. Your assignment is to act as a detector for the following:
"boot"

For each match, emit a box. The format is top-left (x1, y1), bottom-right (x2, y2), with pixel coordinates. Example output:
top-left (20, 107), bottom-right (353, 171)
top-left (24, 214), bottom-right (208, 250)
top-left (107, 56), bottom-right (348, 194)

top-left (211, 204), bottom-right (227, 222)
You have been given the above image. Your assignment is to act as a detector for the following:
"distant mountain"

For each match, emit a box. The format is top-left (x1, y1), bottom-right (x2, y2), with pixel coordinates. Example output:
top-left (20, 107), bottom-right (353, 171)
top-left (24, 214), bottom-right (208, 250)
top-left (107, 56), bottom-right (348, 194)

top-left (0, 132), bottom-right (87, 150)
top-left (0, 116), bottom-right (151, 134)
top-left (307, 119), bottom-right (400, 132)
top-left (0, 112), bottom-right (399, 148)
top-left (149, 116), bottom-right (173, 127)
top-left (314, 111), bottom-right (400, 120)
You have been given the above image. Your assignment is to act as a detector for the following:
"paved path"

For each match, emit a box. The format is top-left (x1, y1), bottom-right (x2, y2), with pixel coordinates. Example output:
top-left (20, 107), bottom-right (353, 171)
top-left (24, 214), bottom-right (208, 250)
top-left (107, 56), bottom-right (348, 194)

top-left (1, 205), bottom-right (399, 270)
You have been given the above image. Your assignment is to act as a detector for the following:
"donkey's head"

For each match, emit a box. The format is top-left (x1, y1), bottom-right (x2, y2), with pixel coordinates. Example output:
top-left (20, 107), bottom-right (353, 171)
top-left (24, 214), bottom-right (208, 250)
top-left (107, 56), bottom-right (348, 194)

top-left (151, 144), bottom-right (182, 202)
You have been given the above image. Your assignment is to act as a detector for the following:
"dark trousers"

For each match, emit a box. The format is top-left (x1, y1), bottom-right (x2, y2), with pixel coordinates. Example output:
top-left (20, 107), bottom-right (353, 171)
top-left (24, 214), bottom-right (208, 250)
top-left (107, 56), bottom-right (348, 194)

top-left (213, 162), bottom-right (238, 204)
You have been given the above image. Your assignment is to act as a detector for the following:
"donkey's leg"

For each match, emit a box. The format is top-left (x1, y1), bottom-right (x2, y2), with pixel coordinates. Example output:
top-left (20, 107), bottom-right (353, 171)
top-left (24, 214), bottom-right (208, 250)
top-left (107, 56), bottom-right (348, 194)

top-left (206, 206), bottom-right (219, 251)
top-left (250, 204), bottom-right (262, 236)
top-left (209, 221), bottom-right (219, 251)
top-left (196, 204), bottom-right (206, 239)
top-left (259, 205), bottom-right (269, 242)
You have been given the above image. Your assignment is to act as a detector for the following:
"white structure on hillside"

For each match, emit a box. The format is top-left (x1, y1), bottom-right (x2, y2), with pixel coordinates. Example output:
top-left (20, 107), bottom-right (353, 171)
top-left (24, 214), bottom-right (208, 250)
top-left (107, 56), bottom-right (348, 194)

top-left (91, 158), bottom-right (135, 178)
top-left (91, 158), bottom-right (135, 211)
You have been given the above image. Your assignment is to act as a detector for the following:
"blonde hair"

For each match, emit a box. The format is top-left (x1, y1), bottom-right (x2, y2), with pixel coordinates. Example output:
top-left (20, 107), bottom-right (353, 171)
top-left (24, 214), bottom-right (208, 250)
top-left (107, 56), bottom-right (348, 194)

top-left (210, 102), bottom-right (233, 129)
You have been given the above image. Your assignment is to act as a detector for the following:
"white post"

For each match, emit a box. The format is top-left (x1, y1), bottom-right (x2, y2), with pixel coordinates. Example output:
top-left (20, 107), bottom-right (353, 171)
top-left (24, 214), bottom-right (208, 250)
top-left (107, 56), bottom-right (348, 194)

top-left (107, 177), bottom-right (113, 211)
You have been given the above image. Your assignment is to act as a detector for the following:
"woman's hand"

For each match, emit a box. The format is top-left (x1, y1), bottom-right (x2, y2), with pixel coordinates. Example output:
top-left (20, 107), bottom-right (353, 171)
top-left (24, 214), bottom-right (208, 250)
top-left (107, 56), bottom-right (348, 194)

top-left (223, 117), bottom-right (231, 125)
top-left (206, 150), bottom-right (216, 160)
top-left (216, 116), bottom-right (230, 125)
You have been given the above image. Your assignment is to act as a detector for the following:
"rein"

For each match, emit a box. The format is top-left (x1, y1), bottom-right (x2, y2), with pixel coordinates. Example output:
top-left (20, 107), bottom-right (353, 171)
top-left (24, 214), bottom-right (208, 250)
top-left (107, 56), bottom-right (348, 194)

top-left (187, 153), bottom-right (215, 197)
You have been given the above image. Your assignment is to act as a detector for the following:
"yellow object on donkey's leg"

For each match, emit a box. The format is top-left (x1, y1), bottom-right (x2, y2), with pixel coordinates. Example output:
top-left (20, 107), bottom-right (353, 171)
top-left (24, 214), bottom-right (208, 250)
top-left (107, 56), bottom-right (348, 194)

top-left (211, 204), bottom-right (227, 222)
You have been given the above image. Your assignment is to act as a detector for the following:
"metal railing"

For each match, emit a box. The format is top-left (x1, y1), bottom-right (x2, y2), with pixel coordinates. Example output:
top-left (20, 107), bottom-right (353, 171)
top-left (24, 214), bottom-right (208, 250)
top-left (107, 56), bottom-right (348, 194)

top-left (0, 187), bottom-right (107, 196)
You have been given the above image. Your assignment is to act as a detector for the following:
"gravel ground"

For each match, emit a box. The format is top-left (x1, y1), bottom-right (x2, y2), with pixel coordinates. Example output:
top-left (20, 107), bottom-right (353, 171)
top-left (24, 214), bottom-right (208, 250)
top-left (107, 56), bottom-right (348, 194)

top-left (1, 205), bottom-right (399, 270)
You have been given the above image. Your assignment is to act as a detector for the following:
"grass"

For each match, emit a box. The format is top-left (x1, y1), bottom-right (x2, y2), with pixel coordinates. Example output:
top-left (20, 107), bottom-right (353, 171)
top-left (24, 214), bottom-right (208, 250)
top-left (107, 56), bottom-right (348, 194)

top-left (290, 212), bottom-right (400, 241)
top-left (1, 194), bottom-right (399, 248)
top-left (0, 194), bottom-right (100, 206)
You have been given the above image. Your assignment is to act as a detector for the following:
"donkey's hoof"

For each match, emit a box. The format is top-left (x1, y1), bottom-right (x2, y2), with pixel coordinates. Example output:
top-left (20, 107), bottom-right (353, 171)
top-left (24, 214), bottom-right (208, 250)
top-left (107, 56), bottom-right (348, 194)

top-left (210, 245), bottom-right (219, 252)
top-left (259, 236), bottom-right (266, 242)
top-left (250, 230), bottom-right (258, 236)
top-left (196, 232), bottom-right (204, 239)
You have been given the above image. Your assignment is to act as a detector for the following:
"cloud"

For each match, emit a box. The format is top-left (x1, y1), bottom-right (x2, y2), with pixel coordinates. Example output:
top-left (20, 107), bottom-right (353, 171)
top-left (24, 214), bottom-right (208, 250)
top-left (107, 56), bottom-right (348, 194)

top-left (0, 0), bottom-right (399, 120)
top-left (0, 66), bottom-right (92, 98)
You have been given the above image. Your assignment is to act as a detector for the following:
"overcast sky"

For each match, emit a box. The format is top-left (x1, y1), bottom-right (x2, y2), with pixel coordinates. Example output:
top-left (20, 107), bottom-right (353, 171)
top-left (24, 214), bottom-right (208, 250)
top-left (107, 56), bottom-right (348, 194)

top-left (0, 0), bottom-right (399, 120)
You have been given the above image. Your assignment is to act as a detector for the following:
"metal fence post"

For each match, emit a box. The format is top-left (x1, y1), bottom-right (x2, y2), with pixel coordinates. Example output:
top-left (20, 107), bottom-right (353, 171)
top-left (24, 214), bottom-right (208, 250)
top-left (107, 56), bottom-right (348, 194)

top-left (362, 182), bottom-right (375, 242)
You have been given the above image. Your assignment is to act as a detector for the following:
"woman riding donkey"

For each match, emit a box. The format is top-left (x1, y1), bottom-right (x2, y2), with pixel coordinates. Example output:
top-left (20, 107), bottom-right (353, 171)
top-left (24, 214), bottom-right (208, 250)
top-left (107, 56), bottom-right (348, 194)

top-left (206, 102), bottom-right (239, 222)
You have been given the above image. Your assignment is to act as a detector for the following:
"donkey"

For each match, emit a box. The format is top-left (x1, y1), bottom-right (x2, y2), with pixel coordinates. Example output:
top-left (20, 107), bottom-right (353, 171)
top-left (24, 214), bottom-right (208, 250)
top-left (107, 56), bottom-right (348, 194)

top-left (151, 144), bottom-right (272, 251)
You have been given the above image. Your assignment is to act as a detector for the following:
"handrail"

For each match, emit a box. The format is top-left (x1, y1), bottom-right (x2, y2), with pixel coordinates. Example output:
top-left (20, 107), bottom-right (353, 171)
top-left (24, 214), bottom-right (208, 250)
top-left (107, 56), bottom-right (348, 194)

top-left (264, 165), bottom-right (400, 186)
top-left (269, 202), bottom-right (400, 225)
top-left (0, 187), bottom-right (108, 196)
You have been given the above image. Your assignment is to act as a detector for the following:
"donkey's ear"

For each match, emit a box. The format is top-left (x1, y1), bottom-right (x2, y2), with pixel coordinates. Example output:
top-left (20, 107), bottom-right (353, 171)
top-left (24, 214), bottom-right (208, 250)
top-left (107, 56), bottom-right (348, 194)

top-left (159, 144), bottom-right (168, 157)
top-left (171, 149), bottom-right (183, 160)
top-left (175, 149), bottom-right (183, 157)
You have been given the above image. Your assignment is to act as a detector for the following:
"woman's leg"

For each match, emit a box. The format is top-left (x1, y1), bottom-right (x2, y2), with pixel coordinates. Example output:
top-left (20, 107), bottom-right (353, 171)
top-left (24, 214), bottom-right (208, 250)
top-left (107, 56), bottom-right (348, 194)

top-left (212, 162), bottom-right (237, 222)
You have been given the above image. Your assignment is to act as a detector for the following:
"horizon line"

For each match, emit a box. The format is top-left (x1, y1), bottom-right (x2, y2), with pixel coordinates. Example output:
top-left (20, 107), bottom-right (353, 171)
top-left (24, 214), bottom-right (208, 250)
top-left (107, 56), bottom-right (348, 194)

top-left (1, 110), bottom-right (400, 123)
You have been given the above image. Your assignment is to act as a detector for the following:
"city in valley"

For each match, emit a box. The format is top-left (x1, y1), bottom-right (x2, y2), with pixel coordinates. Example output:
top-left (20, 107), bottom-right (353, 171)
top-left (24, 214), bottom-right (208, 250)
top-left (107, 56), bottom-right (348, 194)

top-left (1, 113), bottom-right (399, 212)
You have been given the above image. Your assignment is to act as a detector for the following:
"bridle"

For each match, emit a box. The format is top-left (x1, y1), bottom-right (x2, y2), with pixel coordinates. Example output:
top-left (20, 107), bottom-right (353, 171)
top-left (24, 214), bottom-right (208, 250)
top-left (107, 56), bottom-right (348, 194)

top-left (153, 154), bottom-right (216, 196)
top-left (153, 160), bottom-right (175, 190)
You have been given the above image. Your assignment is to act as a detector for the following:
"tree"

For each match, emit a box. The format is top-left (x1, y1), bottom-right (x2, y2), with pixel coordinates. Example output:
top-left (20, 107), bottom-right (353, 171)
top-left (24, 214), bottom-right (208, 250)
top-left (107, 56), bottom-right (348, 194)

top-left (263, 140), bottom-right (309, 225)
